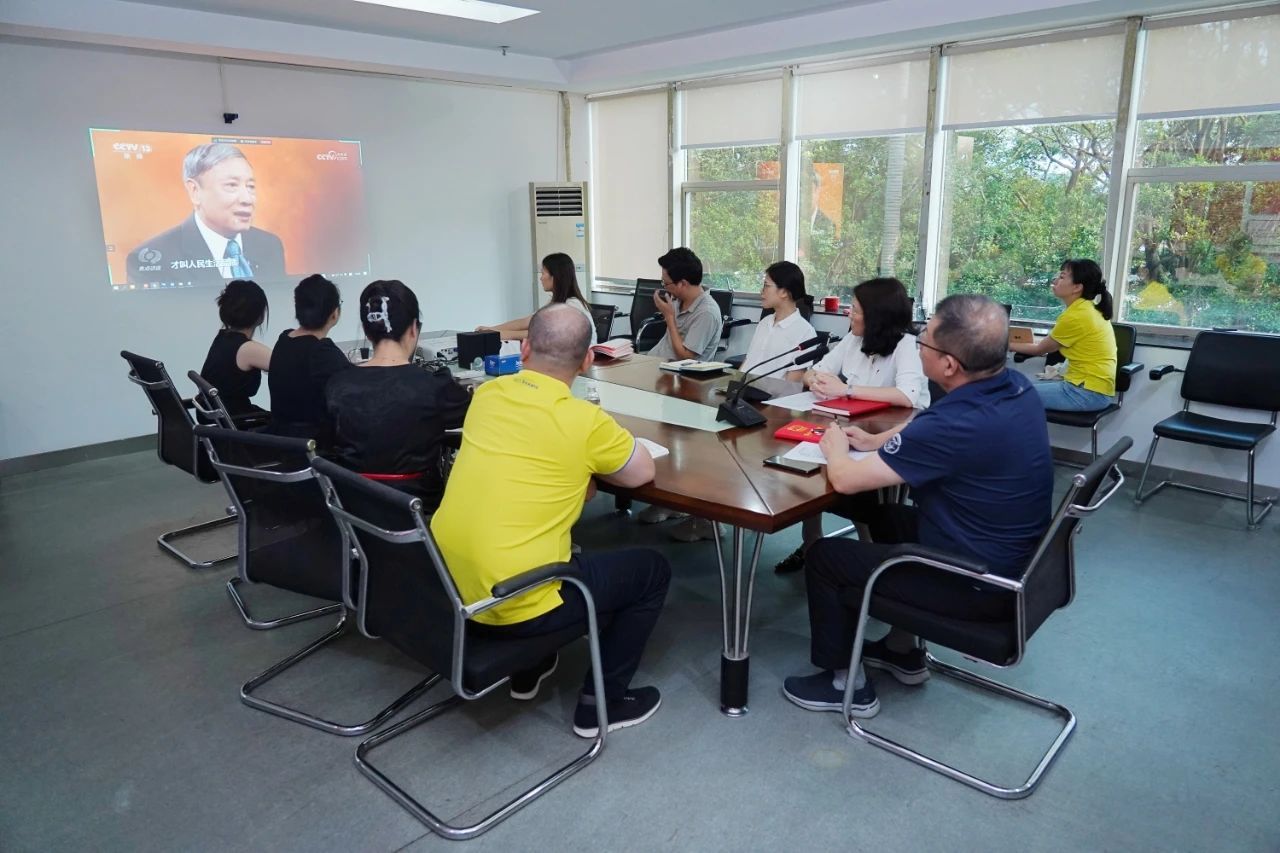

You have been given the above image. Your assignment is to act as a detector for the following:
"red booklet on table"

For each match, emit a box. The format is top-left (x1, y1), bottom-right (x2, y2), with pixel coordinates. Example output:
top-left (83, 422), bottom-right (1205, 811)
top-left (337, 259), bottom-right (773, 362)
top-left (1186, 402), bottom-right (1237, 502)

top-left (772, 420), bottom-right (829, 443)
top-left (810, 398), bottom-right (892, 418)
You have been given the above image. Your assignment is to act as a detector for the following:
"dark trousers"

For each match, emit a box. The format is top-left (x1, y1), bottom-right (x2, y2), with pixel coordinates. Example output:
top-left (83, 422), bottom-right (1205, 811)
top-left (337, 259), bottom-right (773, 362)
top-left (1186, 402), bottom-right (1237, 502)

top-left (804, 506), bottom-right (1011, 671)
top-left (477, 548), bottom-right (671, 701)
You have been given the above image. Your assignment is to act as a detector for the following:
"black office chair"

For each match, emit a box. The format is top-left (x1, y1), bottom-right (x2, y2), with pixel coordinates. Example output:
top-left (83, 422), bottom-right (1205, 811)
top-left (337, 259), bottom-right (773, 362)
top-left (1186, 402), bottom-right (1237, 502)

top-left (189, 370), bottom-right (270, 431)
top-left (120, 350), bottom-right (235, 569)
top-left (310, 457), bottom-right (609, 840)
top-left (1042, 323), bottom-right (1144, 462)
top-left (838, 437), bottom-right (1131, 799)
top-left (1135, 330), bottom-right (1280, 528)
top-left (196, 425), bottom-right (431, 735)
top-left (588, 302), bottom-right (617, 345)
top-left (614, 278), bottom-right (666, 353)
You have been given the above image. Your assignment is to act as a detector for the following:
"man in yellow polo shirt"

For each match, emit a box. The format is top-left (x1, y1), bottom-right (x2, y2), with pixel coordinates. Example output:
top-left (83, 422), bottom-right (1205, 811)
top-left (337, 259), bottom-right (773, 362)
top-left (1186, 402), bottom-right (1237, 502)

top-left (432, 303), bottom-right (670, 738)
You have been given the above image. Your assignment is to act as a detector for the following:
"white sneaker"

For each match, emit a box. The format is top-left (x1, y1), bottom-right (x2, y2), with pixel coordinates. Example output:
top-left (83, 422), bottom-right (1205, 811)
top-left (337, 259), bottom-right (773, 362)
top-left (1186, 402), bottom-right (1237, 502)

top-left (668, 517), bottom-right (717, 542)
top-left (637, 504), bottom-right (687, 524)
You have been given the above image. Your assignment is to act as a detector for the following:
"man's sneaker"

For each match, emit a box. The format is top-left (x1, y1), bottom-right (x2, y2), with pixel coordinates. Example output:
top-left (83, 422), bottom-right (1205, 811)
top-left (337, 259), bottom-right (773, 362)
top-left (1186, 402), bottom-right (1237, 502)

top-left (572, 686), bottom-right (662, 737)
top-left (782, 671), bottom-right (879, 718)
top-left (774, 545), bottom-right (805, 574)
top-left (862, 638), bottom-right (930, 685)
top-left (637, 504), bottom-right (687, 524)
top-left (509, 654), bottom-right (558, 700)
top-left (669, 517), bottom-right (717, 542)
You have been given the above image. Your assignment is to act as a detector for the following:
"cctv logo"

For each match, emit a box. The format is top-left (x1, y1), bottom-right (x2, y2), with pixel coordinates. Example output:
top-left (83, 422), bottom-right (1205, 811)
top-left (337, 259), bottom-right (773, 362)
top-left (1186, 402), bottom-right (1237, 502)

top-left (316, 150), bottom-right (349, 161)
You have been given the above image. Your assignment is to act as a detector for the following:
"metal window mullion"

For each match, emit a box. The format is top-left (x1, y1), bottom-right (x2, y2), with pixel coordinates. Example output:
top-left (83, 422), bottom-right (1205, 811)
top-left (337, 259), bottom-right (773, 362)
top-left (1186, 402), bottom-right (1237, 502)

top-left (1103, 18), bottom-right (1143, 302)
top-left (779, 67), bottom-right (799, 263)
top-left (681, 180), bottom-right (779, 192)
top-left (669, 85), bottom-right (681, 248)
top-left (916, 45), bottom-right (947, 316)
top-left (1126, 164), bottom-right (1280, 182)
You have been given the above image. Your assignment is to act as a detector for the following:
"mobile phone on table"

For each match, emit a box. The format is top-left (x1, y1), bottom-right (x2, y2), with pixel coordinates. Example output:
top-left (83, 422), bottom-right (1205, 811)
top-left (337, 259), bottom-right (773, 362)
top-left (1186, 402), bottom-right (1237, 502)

top-left (763, 454), bottom-right (823, 475)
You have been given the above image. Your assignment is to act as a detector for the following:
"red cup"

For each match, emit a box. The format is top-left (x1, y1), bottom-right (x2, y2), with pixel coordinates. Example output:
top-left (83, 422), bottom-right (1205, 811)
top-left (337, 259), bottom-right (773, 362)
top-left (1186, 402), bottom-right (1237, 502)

top-left (823, 296), bottom-right (840, 312)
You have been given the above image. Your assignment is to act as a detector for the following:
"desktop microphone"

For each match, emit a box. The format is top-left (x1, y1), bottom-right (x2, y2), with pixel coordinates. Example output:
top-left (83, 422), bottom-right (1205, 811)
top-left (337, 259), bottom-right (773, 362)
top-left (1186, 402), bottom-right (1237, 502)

top-left (716, 340), bottom-right (831, 428)
top-left (724, 332), bottom-right (834, 404)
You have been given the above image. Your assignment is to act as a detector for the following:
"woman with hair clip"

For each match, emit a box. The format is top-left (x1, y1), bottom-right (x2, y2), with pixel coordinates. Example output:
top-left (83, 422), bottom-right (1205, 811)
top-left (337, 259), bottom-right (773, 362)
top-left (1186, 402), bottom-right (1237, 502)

top-left (774, 276), bottom-right (928, 574)
top-left (1009, 259), bottom-right (1117, 412)
top-left (326, 280), bottom-right (471, 510)
top-left (199, 279), bottom-right (272, 418)
top-left (267, 273), bottom-right (353, 445)
top-left (476, 252), bottom-right (597, 345)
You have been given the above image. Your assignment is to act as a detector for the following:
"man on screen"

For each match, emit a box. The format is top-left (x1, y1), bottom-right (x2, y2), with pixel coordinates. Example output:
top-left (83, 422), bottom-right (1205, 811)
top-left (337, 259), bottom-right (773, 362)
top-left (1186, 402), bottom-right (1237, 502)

top-left (126, 143), bottom-right (286, 286)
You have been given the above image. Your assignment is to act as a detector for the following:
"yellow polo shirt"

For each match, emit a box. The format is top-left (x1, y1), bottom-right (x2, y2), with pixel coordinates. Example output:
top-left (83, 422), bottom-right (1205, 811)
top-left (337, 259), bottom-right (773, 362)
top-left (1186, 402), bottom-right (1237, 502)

top-left (430, 370), bottom-right (636, 625)
top-left (1051, 299), bottom-right (1117, 396)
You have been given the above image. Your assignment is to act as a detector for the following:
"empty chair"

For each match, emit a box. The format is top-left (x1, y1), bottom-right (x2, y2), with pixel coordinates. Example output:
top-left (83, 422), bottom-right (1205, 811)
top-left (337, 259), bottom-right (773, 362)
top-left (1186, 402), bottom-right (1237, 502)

top-left (310, 457), bottom-right (608, 840)
top-left (613, 278), bottom-right (666, 352)
top-left (838, 437), bottom-right (1131, 799)
top-left (196, 425), bottom-right (431, 734)
top-left (120, 350), bottom-right (235, 569)
top-left (588, 302), bottom-right (618, 345)
top-left (709, 288), bottom-right (750, 355)
top-left (1135, 330), bottom-right (1280, 528)
top-left (1043, 323), bottom-right (1144, 461)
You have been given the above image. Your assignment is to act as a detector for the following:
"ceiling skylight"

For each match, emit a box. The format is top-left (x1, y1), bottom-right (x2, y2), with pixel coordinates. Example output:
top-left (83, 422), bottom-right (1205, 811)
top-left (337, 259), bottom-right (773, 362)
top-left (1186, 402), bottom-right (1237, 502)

top-left (351, 0), bottom-right (539, 24)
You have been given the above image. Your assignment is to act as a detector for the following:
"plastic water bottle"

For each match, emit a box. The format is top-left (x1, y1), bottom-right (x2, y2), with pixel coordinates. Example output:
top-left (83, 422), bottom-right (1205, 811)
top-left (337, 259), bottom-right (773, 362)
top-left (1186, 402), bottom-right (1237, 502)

top-left (470, 357), bottom-right (483, 372)
top-left (584, 378), bottom-right (600, 404)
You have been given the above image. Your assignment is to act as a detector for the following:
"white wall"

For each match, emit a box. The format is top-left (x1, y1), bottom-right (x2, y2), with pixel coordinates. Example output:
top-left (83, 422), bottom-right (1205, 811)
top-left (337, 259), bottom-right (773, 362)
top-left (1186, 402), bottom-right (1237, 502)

top-left (0, 38), bottom-right (562, 461)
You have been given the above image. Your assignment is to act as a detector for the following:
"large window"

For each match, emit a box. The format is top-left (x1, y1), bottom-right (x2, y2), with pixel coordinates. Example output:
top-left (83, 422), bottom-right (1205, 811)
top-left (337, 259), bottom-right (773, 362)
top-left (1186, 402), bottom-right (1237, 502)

top-left (1121, 13), bottom-right (1280, 332)
top-left (937, 32), bottom-right (1124, 322)
top-left (680, 78), bottom-right (782, 293)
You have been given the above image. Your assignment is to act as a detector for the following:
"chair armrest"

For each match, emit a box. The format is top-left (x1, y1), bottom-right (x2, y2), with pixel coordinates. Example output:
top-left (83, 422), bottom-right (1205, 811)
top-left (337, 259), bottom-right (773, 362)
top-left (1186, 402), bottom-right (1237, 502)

top-left (182, 397), bottom-right (196, 410)
top-left (492, 560), bottom-right (580, 599)
top-left (614, 310), bottom-right (630, 319)
top-left (879, 544), bottom-right (990, 576)
top-left (723, 318), bottom-right (753, 331)
top-left (1119, 362), bottom-right (1144, 377)
top-left (1149, 364), bottom-right (1182, 381)
top-left (232, 411), bottom-right (271, 429)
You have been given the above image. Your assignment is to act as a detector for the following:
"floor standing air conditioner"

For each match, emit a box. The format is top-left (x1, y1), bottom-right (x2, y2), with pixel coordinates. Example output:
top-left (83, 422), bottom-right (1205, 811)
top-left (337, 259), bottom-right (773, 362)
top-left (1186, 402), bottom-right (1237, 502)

top-left (529, 182), bottom-right (591, 306)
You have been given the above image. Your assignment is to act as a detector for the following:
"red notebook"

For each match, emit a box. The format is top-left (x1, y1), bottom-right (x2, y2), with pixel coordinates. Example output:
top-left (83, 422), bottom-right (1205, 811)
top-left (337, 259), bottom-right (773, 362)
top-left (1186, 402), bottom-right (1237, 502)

top-left (773, 420), bottom-right (829, 443)
top-left (810, 398), bottom-right (892, 418)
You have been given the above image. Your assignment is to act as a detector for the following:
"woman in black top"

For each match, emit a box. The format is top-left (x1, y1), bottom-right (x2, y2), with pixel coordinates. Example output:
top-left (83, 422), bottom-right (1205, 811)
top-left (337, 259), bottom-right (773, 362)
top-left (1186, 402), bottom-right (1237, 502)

top-left (199, 279), bottom-right (272, 417)
top-left (326, 279), bottom-right (471, 510)
top-left (268, 274), bottom-right (353, 445)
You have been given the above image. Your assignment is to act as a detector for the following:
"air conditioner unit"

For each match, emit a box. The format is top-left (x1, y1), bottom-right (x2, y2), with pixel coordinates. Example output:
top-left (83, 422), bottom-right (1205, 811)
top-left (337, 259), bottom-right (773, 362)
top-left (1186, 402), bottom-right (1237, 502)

top-left (529, 182), bottom-right (591, 306)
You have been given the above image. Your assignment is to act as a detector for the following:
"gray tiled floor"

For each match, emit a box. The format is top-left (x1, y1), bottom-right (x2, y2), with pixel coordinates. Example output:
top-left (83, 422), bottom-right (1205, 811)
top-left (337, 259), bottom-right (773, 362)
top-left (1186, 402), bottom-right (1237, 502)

top-left (1, 451), bottom-right (1278, 851)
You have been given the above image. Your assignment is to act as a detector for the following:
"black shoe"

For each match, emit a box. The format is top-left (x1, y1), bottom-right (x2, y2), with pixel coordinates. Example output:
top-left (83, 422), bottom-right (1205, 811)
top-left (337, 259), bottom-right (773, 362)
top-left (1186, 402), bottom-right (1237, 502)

top-left (509, 653), bottom-right (558, 700)
top-left (572, 686), bottom-right (662, 737)
top-left (774, 546), bottom-right (805, 574)
top-left (782, 670), bottom-right (879, 718)
top-left (862, 638), bottom-right (929, 685)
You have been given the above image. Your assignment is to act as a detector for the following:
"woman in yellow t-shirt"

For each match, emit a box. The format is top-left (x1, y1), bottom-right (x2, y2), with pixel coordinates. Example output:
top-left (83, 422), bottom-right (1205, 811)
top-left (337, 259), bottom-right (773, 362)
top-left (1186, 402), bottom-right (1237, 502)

top-left (1009, 259), bottom-right (1117, 412)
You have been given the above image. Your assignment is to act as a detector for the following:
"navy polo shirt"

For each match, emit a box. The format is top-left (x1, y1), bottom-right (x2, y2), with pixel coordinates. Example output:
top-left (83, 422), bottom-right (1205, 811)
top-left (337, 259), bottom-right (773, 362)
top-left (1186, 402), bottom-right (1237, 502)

top-left (878, 369), bottom-right (1053, 577)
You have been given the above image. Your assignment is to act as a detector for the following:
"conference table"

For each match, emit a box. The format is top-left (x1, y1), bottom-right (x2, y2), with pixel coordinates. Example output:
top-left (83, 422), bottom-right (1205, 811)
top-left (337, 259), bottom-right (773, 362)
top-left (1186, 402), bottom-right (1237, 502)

top-left (579, 356), bottom-right (913, 716)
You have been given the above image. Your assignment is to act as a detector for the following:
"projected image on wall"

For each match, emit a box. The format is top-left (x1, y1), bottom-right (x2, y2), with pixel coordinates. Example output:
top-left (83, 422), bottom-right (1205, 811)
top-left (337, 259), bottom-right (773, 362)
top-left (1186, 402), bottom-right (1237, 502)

top-left (90, 129), bottom-right (370, 290)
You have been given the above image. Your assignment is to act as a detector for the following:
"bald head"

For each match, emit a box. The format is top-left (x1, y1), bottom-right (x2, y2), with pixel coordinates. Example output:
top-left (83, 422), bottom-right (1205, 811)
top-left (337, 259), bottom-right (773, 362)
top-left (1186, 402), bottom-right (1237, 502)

top-left (527, 303), bottom-right (593, 373)
top-left (931, 294), bottom-right (1009, 377)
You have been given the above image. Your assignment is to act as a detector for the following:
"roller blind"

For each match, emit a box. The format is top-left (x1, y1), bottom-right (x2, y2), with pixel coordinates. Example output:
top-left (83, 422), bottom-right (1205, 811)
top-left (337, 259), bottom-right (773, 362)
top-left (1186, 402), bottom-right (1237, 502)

top-left (1139, 13), bottom-right (1280, 118)
top-left (681, 77), bottom-right (782, 147)
top-left (796, 59), bottom-right (929, 138)
top-left (944, 33), bottom-right (1125, 127)
top-left (589, 92), bottom-right (670, 281)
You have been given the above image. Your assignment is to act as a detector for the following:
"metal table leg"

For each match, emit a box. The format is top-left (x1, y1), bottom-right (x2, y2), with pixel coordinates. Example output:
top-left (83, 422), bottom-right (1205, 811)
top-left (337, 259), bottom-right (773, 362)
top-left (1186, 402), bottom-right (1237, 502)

top-left (711, 524), bottom-right (764, 716)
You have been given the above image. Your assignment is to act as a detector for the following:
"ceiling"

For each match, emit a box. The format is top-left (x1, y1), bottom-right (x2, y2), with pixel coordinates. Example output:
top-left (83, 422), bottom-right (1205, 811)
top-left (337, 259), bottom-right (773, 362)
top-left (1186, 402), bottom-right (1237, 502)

top-left (129, 0), bottom-right (881, 59)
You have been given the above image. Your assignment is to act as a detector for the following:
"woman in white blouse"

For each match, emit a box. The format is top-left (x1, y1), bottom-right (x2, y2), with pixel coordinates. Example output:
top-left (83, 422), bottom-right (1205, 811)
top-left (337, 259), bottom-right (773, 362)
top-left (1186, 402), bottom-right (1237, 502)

top-left (776, 276), bottom-right (928, 573)
top-left (740, 261), bottom-right (817, 379)
top-left (477, 252), bottom-right (597, 345)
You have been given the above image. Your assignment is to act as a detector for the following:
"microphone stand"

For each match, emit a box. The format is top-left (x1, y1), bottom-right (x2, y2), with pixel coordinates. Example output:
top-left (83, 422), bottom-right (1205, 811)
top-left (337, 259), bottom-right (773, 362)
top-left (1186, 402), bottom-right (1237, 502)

top-left (716, 341), bottom-right (830, 428)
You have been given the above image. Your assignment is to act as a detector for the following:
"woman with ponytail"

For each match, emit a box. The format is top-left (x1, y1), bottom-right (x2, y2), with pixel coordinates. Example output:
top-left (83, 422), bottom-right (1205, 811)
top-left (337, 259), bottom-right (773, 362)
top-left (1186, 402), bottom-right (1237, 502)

top-left (1009, 259), bottom-right (1118, 412)
top-left (325, 279), bottom-right (471, 509)
top-left (476, 252), bottom-right (597, 344)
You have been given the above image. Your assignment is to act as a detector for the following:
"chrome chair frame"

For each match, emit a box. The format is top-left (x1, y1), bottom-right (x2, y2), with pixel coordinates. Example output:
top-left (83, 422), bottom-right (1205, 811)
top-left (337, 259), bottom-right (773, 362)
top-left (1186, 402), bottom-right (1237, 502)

top-left (312, 461), bottom-right (609, 840)
top-left (123, 355), bottom-right (236, 569)
top-left (841, 440), bottom-right (1129, 799)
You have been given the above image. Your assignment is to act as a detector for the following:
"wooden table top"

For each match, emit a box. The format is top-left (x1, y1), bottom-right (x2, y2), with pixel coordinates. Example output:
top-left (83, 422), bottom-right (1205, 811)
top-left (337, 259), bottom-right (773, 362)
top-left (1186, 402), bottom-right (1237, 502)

top-left (587, 356), bottom-right (913, 533)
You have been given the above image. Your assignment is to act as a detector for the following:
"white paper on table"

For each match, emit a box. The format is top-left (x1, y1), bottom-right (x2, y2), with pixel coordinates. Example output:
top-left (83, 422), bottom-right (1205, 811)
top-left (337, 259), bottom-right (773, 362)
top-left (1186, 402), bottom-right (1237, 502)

top-left (636, 437), bottom-right (670, 460)
top-left (763, 390), bottom-right (820, 411)
top-left (781, 442), bottom-right (870, 466)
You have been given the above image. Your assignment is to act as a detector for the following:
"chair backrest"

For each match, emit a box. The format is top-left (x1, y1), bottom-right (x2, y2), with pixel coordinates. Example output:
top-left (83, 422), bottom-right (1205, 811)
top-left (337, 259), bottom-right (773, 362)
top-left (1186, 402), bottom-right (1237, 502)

top-left (1019, 436), bottom-right (1132, 643)
top-left (195, 425), bottom-right (344, 602)
top-left (1113, 323), bottom-right (1137, 395)
top-left (710, 289), bottom-right (734, 342)
top-left (311, 457), bottom-right (463, 674)
top-left (1181, 330), bottom-right (1280, 412)
top-left (121, 350), bottom-right (211, 481)
top-left (188, 370), bottom-right (237, 430)
top-left (588, 302), bottom-right (617, 344)
top-left (630, 279), bottom-right (663, 338)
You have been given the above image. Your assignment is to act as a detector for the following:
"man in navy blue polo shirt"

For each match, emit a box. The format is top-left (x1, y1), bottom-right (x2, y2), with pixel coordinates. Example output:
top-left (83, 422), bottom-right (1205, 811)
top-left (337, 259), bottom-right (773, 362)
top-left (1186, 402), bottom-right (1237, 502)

top-left (783, 294), bottom-right (1053, 717)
